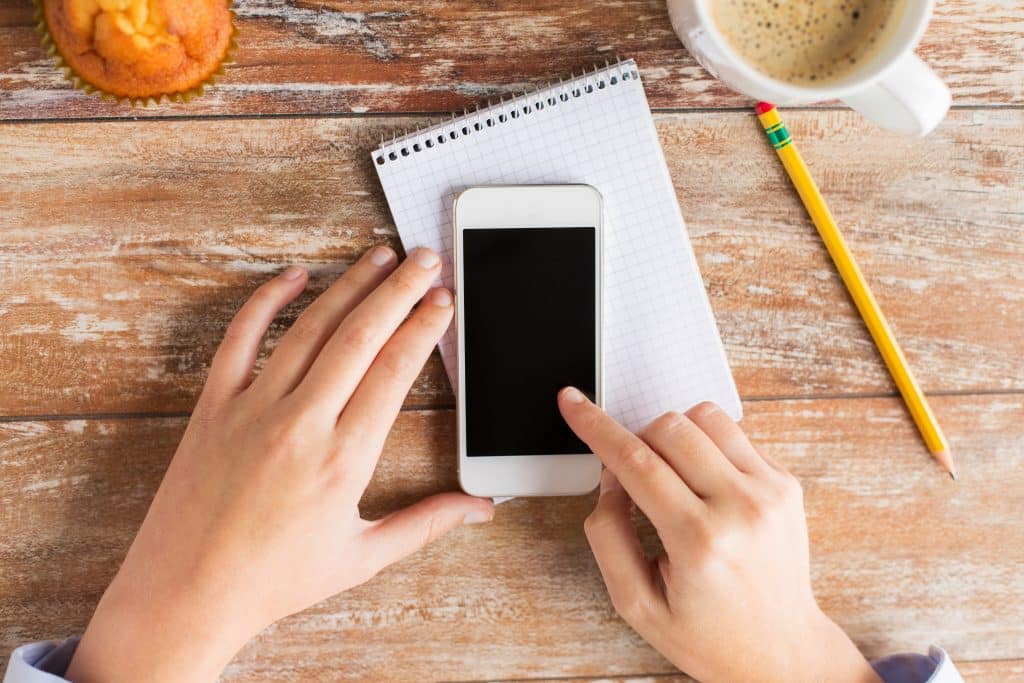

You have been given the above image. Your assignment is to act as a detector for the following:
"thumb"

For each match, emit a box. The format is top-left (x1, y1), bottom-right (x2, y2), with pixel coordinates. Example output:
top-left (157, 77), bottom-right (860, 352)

top-left (364, 492), bottom-right (494, 572)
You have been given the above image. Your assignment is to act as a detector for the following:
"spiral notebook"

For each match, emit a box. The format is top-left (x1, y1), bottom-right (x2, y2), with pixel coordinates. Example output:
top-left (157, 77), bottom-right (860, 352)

top-left (373, 59), bottom-right (741, 429)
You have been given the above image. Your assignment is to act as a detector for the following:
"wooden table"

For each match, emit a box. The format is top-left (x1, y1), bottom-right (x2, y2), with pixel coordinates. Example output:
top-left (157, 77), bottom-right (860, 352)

top-left (2, 1), bottom-right (1022, 681)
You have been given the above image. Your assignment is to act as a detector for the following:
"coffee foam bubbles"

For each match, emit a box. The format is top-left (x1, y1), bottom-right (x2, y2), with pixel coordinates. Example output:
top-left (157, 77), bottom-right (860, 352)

top-left (712, 0), bottom-right (899, 85)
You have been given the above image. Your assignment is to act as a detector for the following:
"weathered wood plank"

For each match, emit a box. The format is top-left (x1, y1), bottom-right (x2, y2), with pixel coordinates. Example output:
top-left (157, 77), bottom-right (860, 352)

top-left (1, 110), bottom-right (1021, 416)
top-left (2, 394), bottom-right (1022, 680)
top-left (957, 659), bottom-right (1024, 682)
top-left (1, 0), bottom-right (1021, 119)
top-left (518, 677), bottom-right (694, 683)
top-left (512, 657), bottom-right (1024, 683)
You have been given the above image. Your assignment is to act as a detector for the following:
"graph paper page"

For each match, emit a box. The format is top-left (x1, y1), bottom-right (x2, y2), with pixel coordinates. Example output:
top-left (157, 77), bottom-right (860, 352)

top-left (373, 60), bottom-right (741, 429)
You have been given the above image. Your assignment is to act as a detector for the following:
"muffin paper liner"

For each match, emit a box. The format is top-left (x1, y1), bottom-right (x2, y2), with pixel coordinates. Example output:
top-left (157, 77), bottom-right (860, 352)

top-left (33, 0), bottom-right (237, 107)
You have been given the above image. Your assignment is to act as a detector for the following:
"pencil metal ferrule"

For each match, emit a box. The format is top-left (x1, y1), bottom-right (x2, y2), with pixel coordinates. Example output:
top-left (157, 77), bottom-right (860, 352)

top-left (763, 120), bottom-right (792, 150)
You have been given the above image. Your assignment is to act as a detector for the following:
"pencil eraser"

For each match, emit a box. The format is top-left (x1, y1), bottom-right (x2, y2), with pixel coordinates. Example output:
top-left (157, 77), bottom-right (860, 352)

top-left (755, 101), bottom-right (776, 115)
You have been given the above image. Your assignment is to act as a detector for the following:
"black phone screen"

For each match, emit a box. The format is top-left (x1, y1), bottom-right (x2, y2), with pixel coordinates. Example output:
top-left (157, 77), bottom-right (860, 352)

top-left (462, 227), bottom-right (596, 457)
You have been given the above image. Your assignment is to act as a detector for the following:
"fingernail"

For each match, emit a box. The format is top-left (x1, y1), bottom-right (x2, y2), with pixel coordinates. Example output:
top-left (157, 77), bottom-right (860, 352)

top-left (463, 509), bottom-right (493, 525)
top-left (562, 387), bottom-right (586, 404)
top-left (369, 246), bottom-right (395, 267)
top-left (282, 265), bottom-right (305, 280)
top-left (430, 288), bottom-right (452, 307)
top-left (414, 248), bottom-right (440, 269)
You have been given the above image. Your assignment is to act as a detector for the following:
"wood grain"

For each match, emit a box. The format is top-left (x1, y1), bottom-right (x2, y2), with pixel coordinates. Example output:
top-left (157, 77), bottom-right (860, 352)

top-left (2, 1), bottom-right (1020, 679)
top-left (957, 659), bottom-right (1024, 682)
top-left (2, 110), bottom-right (1021, 417)
top-left (2, 394), bottom-right (1022, 680)
top-left (521, 677), bottom-right (695, 683)
top-left (523, 657), bottom-right (1024, 683)
top-left (1, 0), bottom-right (1021, 120)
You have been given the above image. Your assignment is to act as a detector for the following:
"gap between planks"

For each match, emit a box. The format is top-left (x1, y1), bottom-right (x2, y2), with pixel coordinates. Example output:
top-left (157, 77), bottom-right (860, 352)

top-left (443, 674), bottom-right (689, 683)
top-left (2, 103), bottom-right (1023, 127)
top-left (1, 388), bottom-right (1021, 424)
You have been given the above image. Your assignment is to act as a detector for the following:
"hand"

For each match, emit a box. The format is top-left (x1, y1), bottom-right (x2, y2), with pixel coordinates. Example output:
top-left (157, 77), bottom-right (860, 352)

top-left (67, 247), bottom-right (494, 683)
top-left (558, 389), bottom-right (881, 683)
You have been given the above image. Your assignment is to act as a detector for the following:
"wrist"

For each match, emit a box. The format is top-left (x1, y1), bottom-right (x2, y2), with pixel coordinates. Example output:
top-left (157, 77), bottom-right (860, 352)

top-left (67, 571), bottom-right (255, 683)
top-left (791, 608), bottom-right (881, 683)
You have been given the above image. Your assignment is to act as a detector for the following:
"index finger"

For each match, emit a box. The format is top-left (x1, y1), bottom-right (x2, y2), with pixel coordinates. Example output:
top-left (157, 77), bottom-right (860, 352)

top-left (558, 387), bottom-right (702, 531)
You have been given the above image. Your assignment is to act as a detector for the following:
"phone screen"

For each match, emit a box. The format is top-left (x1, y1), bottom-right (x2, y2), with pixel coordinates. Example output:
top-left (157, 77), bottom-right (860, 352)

top-left (462, 227), bottom-right (596, 457)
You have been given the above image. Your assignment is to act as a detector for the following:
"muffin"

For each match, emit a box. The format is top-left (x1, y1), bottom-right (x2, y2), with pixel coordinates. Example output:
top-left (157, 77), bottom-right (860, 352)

top-left (37, 0), bottom-right (235, 104)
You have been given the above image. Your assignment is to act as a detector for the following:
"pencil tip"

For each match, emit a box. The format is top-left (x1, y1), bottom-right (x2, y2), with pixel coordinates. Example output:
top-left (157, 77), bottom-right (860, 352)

top-left (932, 449), bottom-right (956, 481)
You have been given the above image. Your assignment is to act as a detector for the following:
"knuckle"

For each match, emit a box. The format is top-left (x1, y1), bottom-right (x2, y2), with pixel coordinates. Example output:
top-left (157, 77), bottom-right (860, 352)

top-left (388, 269), bottom-right (423, 299)
top-left (613, 591), bottom-right (654, 625)
top-left (406, 498), bottom-right (452, 551)
top-left (576, 405), bottom-right (603, 431)
top-left (268, 429), bottom-right (298, 457)
top-left (643, 410), bottom-right (703, 446)
top-left (189, 399), bottom-right (221, 431)
top-left (420, 513), bottom-right (440, 548)
top-left (643, 410), bottom-right (683, 437)
top-left (341, 263), bottom-right (374, 289)
top-left (780, 471), bottom-right (804, 501)
top-left (566, 405), bottom-right (603, 442)
top-left (332, 419), bottom-right (365, 454)
top-left (338, 320), bottom-right (378, 352)
top-left (266, 417), bottom-right (310, 458)
top-left (583, 509), bottom-right (609, 539)
top-left (686, 401), bottom-right (721, 422)
top-left (738, 487), bottom-right (769, 523)
top-left (287, 312), bottom-right (323, 344)
top-left (376, 348), bottom-right (417, 382)
top-left (687, 515), bottom-right (718, 560)
top-left (762, 467), bottom-right (802, 505)
top-left (692, 535), bottom-right (729, 578)
top-left (404, 309), bottom-right (442, 339)
top-left (320, 462), bottom-right (351, 492)
top-left (617, 439), bottom-right (654, 472)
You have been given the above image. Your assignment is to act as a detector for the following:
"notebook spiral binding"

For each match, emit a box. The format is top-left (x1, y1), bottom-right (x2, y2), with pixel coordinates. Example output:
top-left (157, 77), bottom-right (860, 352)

top-left (374, 57), bottom-right (640, 166)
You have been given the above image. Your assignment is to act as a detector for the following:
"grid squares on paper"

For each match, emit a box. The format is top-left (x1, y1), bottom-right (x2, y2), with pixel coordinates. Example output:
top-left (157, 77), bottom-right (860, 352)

top-left (373, 60), bottom-right (741, 430)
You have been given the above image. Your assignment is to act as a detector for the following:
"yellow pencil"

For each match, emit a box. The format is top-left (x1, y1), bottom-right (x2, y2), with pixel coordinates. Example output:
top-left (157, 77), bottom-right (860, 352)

top-left (754, 102), bottom-right (955, 480)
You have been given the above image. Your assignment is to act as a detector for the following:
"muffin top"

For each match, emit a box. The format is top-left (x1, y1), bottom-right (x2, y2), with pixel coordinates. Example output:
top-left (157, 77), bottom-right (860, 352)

top-left (43, 0), bottom-right (233, 99)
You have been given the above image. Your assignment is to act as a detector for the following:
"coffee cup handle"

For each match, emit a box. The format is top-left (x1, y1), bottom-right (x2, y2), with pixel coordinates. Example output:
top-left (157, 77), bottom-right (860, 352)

top-left (841, 52), bottom-right (951, 136)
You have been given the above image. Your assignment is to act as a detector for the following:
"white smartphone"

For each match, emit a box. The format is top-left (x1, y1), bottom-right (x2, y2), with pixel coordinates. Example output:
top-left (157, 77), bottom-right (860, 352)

top-left (453, 185), bottom-right (603, 498)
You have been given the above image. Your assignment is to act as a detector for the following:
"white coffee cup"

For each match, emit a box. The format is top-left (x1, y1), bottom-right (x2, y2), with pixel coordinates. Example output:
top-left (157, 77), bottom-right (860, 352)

top-left (666, 0), bottom-right (951, 136)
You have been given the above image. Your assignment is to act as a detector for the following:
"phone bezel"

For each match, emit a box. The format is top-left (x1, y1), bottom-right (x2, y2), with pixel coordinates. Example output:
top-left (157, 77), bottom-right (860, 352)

top-left (453, 184), bottom-right (603, 497)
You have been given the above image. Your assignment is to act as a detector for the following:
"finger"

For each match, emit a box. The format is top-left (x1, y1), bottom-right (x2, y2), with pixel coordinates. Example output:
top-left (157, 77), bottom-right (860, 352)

top-left (297, 248), bottom-right (442, 415)
top-left (253, 246), bottom-right (398, 399)
top-left (639, 409), bottom-right (742, 498)
top-left (363, 492), bottom-right (494, 572)
top-left (684, 402), bottom-right (769, 476)
top-left (558, 387), bottom-right (701, 532)
top-left (335, 288), bottom-right (453, 489)
top-left (206, 266), bottom-right (308, 401)
top-left (585, 470), bottom-right (666, 628)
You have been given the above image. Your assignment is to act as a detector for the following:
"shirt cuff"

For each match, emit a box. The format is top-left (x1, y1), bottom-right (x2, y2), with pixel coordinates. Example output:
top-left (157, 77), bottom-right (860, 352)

top-left (872, 646), bottom-right (965, 683)
top-left (6, 638), bottom-right (965, 683)
top-left (3, 639), bottom-right (79, 683)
